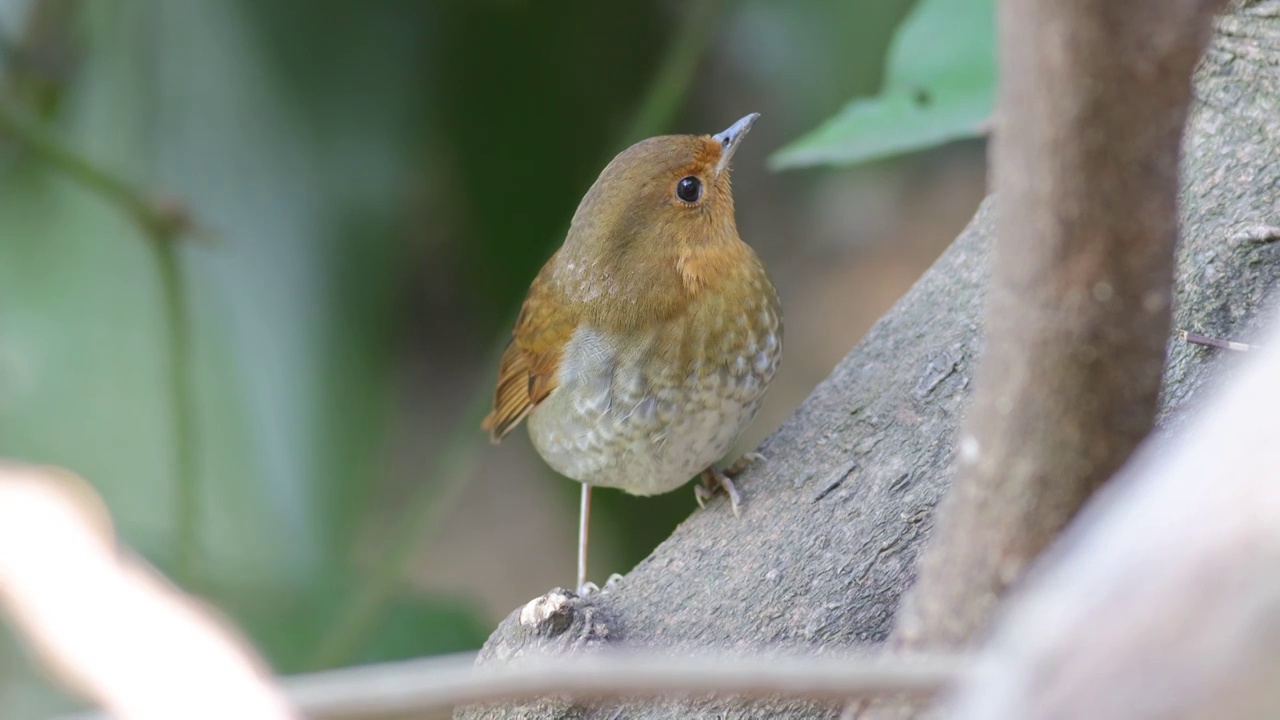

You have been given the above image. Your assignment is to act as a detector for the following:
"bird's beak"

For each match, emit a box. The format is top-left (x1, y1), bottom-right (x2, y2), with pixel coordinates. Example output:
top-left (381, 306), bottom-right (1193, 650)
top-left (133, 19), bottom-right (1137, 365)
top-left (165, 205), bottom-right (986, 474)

top-left (712, 112), bottom-right (760, 178)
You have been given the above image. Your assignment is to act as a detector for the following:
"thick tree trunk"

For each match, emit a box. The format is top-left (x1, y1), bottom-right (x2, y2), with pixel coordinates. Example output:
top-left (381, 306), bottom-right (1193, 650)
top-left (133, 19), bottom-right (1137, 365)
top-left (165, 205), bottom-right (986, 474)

top-left (458, 2), bottom-right (1280, 718)
top-left (887, 0), bottom-right (1221, 660)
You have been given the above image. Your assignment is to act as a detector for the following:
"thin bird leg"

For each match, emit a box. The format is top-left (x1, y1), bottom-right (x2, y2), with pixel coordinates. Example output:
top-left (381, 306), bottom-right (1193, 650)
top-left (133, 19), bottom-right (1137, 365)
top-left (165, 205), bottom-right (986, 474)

top-left (577, 484), bottom-right (592, 594)
top-left (694, 452), bottom-right (765, 517)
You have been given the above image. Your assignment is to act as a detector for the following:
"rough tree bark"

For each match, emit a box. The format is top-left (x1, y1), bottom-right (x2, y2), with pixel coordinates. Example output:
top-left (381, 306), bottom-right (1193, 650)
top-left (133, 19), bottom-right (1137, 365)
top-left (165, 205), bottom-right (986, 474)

top-left (458, 2), bottom-right (1280, 718)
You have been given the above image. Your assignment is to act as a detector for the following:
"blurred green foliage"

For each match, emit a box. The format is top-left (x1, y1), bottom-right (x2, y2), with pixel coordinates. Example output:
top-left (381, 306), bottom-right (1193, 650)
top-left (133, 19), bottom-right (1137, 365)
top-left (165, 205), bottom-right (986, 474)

top-left (771, 0), bottom-right (995, 169)
top-left (0, 0), bottom-right (991, 716)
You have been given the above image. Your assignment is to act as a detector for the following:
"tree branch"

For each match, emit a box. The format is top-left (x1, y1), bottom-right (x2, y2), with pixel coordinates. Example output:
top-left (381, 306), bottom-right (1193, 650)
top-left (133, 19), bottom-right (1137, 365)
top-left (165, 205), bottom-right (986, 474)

top-left (63, 649), bottom-right (962, 720)
top-left (0, 101), bottom-right (194, 244)
top-left (292, 649), bottom-right (960, 720)
top-left (0, 462), bottom-right (293, 720)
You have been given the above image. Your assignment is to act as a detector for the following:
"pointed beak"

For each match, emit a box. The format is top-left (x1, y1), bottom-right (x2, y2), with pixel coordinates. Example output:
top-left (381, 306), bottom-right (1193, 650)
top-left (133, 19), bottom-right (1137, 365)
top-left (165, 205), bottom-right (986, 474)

top-left (712, 112), bottom-right (760, 177)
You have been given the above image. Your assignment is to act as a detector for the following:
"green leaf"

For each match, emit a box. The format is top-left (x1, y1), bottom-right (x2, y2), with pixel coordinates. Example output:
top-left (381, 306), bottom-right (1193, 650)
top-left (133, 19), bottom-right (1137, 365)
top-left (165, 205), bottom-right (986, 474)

top-left (770, 0), bottom-right (994, 169)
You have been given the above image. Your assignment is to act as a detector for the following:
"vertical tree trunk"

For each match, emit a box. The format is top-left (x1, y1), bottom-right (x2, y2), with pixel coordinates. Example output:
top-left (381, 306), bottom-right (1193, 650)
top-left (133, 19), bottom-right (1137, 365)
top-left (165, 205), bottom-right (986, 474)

top-left (890, 0), bottom-right (1226, 652)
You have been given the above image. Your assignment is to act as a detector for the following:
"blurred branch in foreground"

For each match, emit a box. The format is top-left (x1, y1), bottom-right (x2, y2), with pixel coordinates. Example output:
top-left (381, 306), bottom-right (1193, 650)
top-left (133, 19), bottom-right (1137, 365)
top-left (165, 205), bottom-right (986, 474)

top-left (947, 305), bottom-right (1280, 718)
top-left (0, 462), bottom-right (293, 720)
top-left (60, 649), bottom-right (958, 720)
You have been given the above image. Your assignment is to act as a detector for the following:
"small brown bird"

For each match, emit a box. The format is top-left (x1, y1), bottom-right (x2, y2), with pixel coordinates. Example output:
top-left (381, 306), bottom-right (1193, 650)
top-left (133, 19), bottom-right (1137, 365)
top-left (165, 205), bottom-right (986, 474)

top-left (482, 114), bottom-right (782, 593)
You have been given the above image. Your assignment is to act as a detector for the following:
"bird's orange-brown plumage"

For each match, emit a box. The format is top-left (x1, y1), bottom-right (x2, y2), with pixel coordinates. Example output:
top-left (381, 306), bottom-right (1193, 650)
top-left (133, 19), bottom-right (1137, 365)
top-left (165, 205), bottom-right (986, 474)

top-left (482, 133), bottom-right (736, 443)
top-left (482, 255), bottom-right (579, 441)
top-left (482, 120), bottom-right (775, 457)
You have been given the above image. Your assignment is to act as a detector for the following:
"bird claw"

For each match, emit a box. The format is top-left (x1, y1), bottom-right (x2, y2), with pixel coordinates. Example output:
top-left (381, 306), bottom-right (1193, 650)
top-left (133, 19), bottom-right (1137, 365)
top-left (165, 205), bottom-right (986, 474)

top-left (576, 572), bottom-right (625, 597)
top-left (697, 465), bottom-right (744, 517)
top-left (694, 452), bottom-right (763, 516)
top-left (723, 451), bottom-right (766, 477)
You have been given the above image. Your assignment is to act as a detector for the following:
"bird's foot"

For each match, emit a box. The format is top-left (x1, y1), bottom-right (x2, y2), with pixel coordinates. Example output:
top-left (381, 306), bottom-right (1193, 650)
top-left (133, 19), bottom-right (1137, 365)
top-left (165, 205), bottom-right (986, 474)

top-left (695, 452), bottom-right (764, 517)
top-left (695, 469), bottom-right (741, 516)
top-left (577, 573), bottom-right (625, 597)
top-left (723, 451), bottom-right (766, 476)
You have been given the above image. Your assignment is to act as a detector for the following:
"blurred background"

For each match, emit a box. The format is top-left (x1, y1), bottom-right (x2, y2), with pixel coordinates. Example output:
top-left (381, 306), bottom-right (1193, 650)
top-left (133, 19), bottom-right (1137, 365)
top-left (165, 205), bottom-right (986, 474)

top-left (0, 0), bottom-right (990, 715)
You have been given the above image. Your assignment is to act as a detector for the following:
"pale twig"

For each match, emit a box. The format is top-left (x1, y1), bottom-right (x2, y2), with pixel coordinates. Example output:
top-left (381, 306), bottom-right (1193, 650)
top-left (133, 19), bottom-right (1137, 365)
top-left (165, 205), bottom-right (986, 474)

top-left (1177, 328), bottom-right (1261, 352)
top-left (58, 649), bottom-right (963, 720)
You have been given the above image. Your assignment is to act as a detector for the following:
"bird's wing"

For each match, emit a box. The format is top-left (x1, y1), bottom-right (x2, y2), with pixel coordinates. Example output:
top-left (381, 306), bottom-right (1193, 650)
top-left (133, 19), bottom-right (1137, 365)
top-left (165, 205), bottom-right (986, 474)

top-left (482, 256), bottom-right (578, 442)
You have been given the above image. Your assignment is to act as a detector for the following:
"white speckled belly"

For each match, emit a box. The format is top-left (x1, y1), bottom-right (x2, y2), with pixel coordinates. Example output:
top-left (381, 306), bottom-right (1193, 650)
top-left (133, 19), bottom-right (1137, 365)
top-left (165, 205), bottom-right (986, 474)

top-left (527, 310), bottom-right (782, 496)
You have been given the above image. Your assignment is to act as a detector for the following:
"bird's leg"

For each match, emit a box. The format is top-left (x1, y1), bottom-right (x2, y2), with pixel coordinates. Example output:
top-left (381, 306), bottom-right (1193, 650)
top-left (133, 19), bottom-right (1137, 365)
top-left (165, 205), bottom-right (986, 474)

top-left (576, 484), bottom-right (592, 595)
top-left (576, 486), bottom-right (626, 596)
top-left (694, 452), bottom-right (765, 517)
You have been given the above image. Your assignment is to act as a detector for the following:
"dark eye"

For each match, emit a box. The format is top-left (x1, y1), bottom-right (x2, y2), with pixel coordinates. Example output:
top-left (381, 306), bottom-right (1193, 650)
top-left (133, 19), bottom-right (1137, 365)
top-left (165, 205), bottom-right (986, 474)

top-left (675, 176), bottom-right (702, 203)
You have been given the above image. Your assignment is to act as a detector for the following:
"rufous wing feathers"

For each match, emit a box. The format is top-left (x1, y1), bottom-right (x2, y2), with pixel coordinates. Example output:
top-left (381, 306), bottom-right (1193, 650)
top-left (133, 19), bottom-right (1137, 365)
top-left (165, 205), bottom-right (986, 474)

top-left (481, 260), bottom-right (575, 442)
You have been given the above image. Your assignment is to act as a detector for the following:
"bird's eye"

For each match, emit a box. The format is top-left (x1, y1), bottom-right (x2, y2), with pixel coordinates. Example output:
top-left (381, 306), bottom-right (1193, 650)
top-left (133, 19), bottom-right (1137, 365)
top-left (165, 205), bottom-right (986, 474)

top-left (675, 176), bottom-right (702, 204)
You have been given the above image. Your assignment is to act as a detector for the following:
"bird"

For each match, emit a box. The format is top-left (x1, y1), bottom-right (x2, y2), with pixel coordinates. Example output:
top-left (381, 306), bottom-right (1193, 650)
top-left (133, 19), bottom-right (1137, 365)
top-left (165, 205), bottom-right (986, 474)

top-left (481, 113), bottom-right (782, 594)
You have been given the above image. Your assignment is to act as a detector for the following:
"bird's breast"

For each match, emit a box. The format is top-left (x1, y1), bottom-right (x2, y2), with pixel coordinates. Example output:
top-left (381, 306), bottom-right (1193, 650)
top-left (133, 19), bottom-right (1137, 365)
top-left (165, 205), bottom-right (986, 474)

top-left (527, 284), bottom-right (782, 495)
